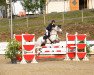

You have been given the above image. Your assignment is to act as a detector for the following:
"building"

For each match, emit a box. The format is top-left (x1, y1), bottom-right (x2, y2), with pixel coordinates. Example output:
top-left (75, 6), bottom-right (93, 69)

top-left (46, 0), bottom-right (70, 13)
top-left (12, 0), bottom-right (25, 15)
top-left (46, 0), bottom-right (94, 14)
top-left (11, 0), bottom-right (94, 15)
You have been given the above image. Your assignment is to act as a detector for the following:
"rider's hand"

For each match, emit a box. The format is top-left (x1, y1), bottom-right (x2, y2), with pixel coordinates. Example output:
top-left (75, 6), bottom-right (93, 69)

top-left (46, 32), bottom-right (48, 36)
top-left (46, 30), bottom-right (48, 36)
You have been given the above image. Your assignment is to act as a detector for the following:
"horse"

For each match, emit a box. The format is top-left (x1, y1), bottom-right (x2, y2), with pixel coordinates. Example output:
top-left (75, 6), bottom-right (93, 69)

top-left (35, 25), bottom-right (62, 47)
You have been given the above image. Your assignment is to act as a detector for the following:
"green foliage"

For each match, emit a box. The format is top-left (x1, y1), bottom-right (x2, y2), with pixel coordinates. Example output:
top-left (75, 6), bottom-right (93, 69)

top-left (22, 0), bottom-right (31, 12)
top-left (79, 41), bottom-right (84, 43)
top-left (40, 0), bottom-right (46, 14)
top-left (22, 0), bottom-right (40, 14)
top-left (0, 0), bottom-right (6, 6)
top-left (22, 0), bottom-right (46, 14)
top-left (86, 45), bottom-right (90, 54)
top-left (5, 39), bottom-right (20, 60)
top-left (78, 41), bottom-right (90, 54)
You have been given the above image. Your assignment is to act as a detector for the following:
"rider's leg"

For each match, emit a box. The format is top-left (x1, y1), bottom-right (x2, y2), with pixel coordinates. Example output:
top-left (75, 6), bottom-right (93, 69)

top-left (43, 35), bottom-right (47, 43)
top-left (47, 32), bottom-right (53, 44)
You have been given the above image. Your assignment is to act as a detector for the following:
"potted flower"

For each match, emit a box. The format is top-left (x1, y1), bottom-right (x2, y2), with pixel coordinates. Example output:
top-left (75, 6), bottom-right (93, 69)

top-left (5, 39), bottom-right (21, 64)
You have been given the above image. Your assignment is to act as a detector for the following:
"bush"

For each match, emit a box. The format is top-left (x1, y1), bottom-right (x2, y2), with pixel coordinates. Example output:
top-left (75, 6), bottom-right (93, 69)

top-left (5, 39), bottom-right (21, 63)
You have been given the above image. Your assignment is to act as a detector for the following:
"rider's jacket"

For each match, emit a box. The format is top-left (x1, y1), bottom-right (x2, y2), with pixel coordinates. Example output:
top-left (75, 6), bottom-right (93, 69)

top-left (46, 23), bottom-right (55, 32)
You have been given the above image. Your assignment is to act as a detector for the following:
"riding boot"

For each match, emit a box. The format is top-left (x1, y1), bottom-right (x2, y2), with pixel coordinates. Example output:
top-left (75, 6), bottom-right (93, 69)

top-left (45, 39), bottom-right (47, 43)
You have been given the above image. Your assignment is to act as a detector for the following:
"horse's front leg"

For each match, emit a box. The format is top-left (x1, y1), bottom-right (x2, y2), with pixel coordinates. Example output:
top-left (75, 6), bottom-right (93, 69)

top-left (35, 47), bottom-right (42, 56)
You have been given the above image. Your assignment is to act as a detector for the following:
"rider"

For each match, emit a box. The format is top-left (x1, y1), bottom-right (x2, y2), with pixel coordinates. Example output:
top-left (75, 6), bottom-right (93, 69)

top-left (43, 20), bottom-right (56, 43)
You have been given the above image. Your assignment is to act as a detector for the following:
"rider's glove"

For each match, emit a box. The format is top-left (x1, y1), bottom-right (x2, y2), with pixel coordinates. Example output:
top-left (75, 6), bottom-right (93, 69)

top-left (46, 30), bottom-right (48, 36)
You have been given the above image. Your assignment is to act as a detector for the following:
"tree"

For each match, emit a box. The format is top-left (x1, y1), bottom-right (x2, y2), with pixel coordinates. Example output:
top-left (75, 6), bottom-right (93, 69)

top-left (22, 0), bottom-right (40, 14)
top-left (21, 0), bottom-right (40, 29)
top-left (33, 0), bottom-right (40, 14)
top-left (22, 0), bottom-right (46, 14)
top-left (22, 0), bottom-right (31, 14)
top-left (39, 0), bottom-right (46, 14)
top-left (0, 0), bottom-right (6, 6)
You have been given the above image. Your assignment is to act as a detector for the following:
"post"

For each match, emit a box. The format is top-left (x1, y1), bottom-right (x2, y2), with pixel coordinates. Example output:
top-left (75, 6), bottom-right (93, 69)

top-left (82, 10), bottom-right (84, 22)
top-left (10, 0), bottom-right (13, 39)
top-left (63, 0), bottom-right (65, 24)
top-left (43, 10), bottom-right (46, 26)
top-left (73, 32), bottom-right (80, 61)
top-left (62, 12), bottom-right (65, 24)
top-left (7, 4), bottom-right (10, 18)
top-left (26, 14), bottom-right (29, 28)
top-left (6, 0), bottom-right (10, 18)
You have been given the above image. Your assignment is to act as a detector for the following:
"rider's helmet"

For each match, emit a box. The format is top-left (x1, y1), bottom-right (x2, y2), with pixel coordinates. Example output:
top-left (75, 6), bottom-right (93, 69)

top-left (51, 20), bottom-right (55, 23)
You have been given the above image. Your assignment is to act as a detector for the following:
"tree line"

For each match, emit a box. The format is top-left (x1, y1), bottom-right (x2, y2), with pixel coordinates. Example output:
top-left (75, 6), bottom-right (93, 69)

top-left (22, 0), bottom-right (46, 14)
top-left (0, 0), bottom-right (46, 14)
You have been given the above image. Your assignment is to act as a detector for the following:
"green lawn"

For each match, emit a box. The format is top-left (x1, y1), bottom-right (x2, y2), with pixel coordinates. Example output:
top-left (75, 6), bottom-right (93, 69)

top-left (0, 9), bottom-right (94, 41)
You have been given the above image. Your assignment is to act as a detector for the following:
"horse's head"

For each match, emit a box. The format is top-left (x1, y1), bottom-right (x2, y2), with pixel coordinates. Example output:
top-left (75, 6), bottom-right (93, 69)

top-left (52, 25), bottom-right (62, 33)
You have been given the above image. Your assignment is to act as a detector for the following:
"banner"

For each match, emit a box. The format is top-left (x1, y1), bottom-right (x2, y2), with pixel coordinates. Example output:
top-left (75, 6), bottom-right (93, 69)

top-left (70, 0), bottom-right (79, 11)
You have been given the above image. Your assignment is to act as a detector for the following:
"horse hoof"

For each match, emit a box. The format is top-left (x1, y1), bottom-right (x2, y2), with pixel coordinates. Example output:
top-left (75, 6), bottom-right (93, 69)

top-left (41, 43), bottom-right (46, 46)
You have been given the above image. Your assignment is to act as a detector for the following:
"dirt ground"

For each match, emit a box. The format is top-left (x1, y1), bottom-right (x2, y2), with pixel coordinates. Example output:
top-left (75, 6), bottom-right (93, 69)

top-left (0, 55), bottom-right (94, 75)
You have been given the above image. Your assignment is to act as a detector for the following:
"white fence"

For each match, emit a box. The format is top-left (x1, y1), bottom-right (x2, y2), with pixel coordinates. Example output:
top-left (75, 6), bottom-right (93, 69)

top-left (0, 41), bottom-right (94, 54)
top-left (0, 42), bottom-right (8, 54)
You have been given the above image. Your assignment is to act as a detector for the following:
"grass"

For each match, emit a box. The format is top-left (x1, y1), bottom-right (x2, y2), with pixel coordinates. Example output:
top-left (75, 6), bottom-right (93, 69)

top-left (0, 9), bottom-right (94, 41)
